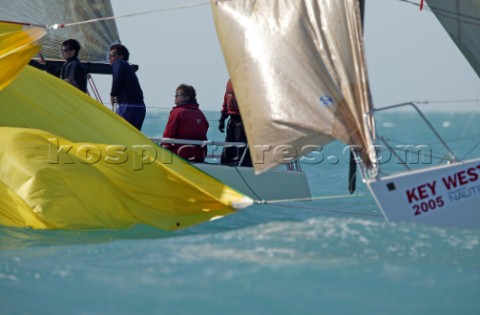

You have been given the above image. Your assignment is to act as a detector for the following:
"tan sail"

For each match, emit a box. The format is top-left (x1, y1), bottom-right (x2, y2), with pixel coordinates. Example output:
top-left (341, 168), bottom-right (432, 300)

top-left (0, 0), bottom-right (119, 63)
top-left (211, 0), bottom-right (375, 173)
top-left (426, 0), bottom-right (480, 77)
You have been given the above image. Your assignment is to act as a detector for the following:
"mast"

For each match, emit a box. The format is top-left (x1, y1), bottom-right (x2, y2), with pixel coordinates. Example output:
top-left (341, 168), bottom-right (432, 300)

top-left (348, 0), bottom-right (366, 194)
top-left (359, 0), bottom-right (365, 27)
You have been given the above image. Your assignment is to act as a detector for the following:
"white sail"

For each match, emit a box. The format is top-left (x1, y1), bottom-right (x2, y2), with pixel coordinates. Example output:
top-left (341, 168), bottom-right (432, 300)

top-left (426, 0), bottom-right (480, 77)
top-left (211, 0), bottom-right (375, 173)
top-left (0, 0), bottom-right (120, 63)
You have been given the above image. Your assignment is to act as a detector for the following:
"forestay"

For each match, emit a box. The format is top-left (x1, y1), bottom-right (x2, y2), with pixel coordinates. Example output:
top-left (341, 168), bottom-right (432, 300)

top-left (211, 0), bottom-right (376, 174)
top-left (0, 21), bottom-right (252, 230)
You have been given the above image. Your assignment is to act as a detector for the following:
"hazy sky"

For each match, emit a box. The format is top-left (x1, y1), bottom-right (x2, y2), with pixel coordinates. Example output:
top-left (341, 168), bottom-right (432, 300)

top-left (92, 0), bottom-right (480, 112)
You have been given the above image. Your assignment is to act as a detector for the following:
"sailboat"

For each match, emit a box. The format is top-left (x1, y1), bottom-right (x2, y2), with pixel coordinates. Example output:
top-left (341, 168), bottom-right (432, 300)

top-left (211, 0), bottom-right (479, 229)
top-left (0, 0), bottom-right (478, 231)
top-left (363, 0), bottom-right (480, 229)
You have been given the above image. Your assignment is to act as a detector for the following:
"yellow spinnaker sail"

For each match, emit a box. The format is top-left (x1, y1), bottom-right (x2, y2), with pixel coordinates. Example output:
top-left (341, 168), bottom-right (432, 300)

top-left (0, 22), bottom-right (46, 90)
top-left (0, 21), bottom-right (252, 230)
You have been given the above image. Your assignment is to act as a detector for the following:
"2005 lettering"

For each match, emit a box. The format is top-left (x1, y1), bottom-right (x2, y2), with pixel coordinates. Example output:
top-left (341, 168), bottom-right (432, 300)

top-left (413, 196), bottom-right (445, 216)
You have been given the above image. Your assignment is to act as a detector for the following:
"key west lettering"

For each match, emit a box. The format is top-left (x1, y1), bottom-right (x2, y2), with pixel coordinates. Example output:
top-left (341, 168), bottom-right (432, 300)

top-left (405, 164), bottom-right (480, 216)
top-left (406, 181), bottom-right (437, 202)
top-left (441, 166), bottom-right (480, 190)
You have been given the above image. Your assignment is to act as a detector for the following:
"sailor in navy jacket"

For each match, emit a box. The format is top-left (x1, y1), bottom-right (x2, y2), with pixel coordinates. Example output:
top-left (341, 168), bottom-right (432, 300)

top-left (109, 44), bottom-right (146, 130)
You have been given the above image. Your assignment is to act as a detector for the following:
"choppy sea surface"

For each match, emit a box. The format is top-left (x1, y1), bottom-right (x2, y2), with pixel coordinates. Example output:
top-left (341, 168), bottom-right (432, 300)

top-left (1, 109), bottom-right (480, 315)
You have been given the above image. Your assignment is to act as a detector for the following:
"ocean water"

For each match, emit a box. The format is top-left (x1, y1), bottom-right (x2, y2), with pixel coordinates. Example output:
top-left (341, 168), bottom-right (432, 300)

top-left (1, 110), bottom-right (480, 315)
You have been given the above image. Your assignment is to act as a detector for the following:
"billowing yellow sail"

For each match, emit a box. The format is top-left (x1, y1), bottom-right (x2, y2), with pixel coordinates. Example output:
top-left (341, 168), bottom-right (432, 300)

top-left (0, 22), bottom-right (46, 90)
top-left (0, 21), bottom-right (252, 230)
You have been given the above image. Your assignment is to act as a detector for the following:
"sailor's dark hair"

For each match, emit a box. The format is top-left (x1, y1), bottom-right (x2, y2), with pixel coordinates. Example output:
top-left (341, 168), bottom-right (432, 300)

top-left (176, 84), bottom-right (197, 102)
top-left (62, 39), bottom-right (81, 57)
top-left (109, 44), bottom-right (130, 61)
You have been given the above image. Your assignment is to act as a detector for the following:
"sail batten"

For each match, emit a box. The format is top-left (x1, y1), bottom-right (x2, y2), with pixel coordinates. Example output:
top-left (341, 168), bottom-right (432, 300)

top-left (212, 0), bottom-right (375, 173)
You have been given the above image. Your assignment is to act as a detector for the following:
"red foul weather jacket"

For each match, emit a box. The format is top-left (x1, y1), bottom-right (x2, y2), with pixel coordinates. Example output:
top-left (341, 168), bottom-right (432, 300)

top-left (162, 103), bottom-right (209, 162)
top-left (221, 79), bottom-right (240, 116)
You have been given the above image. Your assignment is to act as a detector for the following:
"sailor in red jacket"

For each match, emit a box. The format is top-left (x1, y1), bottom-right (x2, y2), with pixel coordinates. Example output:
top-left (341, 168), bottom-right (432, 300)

top-left (218, 78), bottom-right (252, 166)
top-left (163, 84), bottom-right (209, 162)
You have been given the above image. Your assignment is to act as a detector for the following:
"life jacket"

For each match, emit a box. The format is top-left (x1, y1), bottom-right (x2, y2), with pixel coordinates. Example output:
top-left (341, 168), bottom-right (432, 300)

top-left (225, 79), bottom-right (239, 112)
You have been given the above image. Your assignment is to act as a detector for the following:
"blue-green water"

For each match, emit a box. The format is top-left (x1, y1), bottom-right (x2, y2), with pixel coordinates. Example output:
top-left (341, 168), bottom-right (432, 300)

top-left (1, 110), bottom-right (480, 315)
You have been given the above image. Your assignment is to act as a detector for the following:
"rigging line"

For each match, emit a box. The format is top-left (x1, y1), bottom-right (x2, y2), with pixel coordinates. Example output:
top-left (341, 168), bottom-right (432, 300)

top-left (0, 20), bottom-right (45, 29)
top-left (380, 132), bottom-right (480, 147)
top-left (379, 146), bottom-right (464, 162)
top-left (254, 193), bottom-right (364, 205)
top-left (231, 167), bottom-right (362, 205)
top-left (47, 1), bottom-right (212, 30)
top-left (460, 113), bottom-right (480, 151)
top-left (461, 141), bottom-right (480, 161)
top-left (266, 202), bottom-right (384, 218)
top-left (232, 166), bottom-right (263, 201)
top-left (145, 106), bottom-right (172, 110)
top-left (416, 99), bottom-right (480, 104)
top-left (397, 0), bottom-right (480, 25)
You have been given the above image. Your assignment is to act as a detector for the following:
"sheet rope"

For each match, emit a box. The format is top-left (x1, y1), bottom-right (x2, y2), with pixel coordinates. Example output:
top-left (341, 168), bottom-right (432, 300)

top-left (253, 193), bottom-right (365, 204)
top-left (47, 1), bottom-right (221, 30)
top-left (231, 165), bottom-right (367, 206)
top-left (261, 200), bottom-right (384, 218)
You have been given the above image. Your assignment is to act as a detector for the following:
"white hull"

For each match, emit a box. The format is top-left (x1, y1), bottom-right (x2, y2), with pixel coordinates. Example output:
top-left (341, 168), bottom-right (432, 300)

top-left (151, 137), bottom-right (311, 201)
top-left (196, 163), bottom-right (311, 201)
top-left (366, 157), bottom-right (480, 229)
